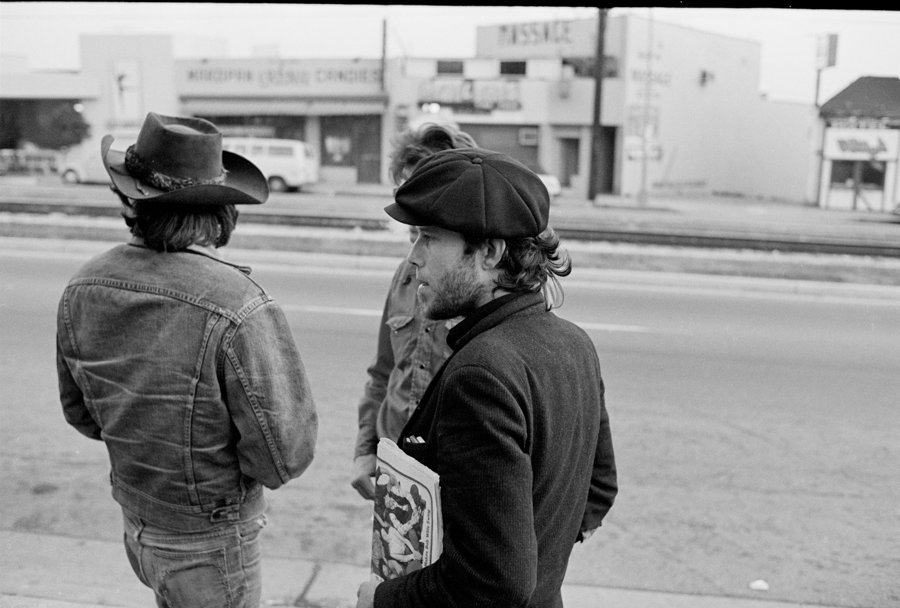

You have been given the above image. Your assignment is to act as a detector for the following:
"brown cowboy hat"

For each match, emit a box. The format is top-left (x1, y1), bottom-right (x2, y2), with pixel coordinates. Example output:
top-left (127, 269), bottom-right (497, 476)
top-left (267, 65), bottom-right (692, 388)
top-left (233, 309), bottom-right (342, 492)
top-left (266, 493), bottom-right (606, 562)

top-left (101, 112), bottom-right (268, 205)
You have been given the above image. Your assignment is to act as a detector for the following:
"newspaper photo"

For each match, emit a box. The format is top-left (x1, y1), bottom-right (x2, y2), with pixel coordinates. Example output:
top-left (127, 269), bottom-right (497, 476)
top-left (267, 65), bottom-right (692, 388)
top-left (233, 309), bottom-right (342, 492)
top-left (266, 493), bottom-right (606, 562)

top-left (370, 438), bottom-right (442, 582)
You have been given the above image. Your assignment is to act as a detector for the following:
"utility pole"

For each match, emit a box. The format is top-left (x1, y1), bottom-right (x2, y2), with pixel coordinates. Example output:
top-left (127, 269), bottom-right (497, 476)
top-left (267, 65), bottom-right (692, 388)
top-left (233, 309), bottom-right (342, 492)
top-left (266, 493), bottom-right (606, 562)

top-left (588, 8), bottom-right (608, 203)
top-left (381, 18), bottom-right (387, 92)
top-left (637, 8), bottom-right (654, 207)
top-left (814, 34), bottom-right (837, 207)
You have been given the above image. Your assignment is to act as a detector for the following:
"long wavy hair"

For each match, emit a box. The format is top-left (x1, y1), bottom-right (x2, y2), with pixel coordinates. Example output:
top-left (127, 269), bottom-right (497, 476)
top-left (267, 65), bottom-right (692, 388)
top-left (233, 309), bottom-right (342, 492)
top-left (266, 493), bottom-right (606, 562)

top-left (116, 190), bottom-right (238, 252)
top-left (464, 227), bottom-right (572, 310)
top-left (389, 123), bottom-right (477, 186)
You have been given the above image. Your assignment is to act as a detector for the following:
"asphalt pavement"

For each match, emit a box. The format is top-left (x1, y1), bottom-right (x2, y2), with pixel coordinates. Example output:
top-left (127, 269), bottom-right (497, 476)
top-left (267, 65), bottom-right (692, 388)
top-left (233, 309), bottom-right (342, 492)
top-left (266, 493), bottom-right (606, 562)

top-left (0, 176), bottom-right (895, 607)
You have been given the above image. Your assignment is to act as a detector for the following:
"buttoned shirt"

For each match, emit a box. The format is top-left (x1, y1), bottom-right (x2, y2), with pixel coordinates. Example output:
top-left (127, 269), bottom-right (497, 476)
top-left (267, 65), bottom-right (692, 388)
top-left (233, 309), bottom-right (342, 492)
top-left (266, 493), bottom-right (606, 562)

top-left (354, 259), bottom-right (457, 459)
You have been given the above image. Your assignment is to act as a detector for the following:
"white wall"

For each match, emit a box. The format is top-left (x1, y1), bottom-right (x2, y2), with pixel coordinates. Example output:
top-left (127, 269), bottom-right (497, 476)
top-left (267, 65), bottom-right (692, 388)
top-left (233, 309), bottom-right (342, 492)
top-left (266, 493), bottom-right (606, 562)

top-left (739, 100), bottom-right (818, 202)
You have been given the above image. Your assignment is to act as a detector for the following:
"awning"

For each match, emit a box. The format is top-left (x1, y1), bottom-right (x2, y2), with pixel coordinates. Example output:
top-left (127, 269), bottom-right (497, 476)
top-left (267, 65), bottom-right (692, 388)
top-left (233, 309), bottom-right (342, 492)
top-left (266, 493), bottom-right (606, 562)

top-left (0, 72), bottom-right (99, 100)
top-left (820, 77), bottom-right (900, 119)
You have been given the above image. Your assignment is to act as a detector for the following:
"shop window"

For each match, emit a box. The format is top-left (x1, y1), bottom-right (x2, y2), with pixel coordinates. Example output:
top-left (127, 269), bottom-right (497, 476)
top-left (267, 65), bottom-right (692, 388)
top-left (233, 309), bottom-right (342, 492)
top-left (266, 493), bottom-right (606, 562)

top-left (562, 56), bottom-right (619, 78)
top-left (830, 160), bottom-right (886, 189)
top-left (500, 61), bottom-right (527, 76)
top-left (268, 145), bottom-right (294, 157)
top-left (518, 127), bottom-right (539, 146)
top-left (437, 60), bottom-right (464, 75)
top-left (860, 161), bottom-right (886, 188)
top-left (830, 160), bottom-right (854, 186)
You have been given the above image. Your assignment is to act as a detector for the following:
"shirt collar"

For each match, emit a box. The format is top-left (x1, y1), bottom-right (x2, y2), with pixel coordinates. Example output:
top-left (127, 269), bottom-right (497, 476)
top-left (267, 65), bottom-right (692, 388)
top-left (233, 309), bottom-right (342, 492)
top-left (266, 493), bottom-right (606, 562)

top-left (446, 292), bottom-right (523, 350)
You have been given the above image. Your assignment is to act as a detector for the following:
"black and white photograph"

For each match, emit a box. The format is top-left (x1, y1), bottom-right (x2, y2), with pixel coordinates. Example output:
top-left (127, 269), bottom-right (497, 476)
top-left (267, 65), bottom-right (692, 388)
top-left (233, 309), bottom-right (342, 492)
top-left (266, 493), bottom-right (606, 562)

top-left (1, 4), bottom-right (898, 608)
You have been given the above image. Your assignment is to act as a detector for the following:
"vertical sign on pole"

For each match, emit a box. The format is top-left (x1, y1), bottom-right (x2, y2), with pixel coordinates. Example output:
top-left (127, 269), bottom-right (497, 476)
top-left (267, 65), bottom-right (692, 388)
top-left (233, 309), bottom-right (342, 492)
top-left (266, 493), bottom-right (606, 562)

top-left (814, 34), bottom-right (837, 206)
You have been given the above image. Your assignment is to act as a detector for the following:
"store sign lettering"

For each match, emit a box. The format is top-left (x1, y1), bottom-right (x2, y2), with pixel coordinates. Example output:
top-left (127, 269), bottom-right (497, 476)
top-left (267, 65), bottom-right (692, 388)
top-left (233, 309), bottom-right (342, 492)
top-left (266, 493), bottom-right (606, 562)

top-left (418, 79), bottom-right (521, 112)
top-left (631, 69), bottom-right (671, 86)
top-left (184, 66), bottom-right (381, 89)
top-left (186, 69), bottom-right (255, 84)
top-left (836, 138), bottom-right (887, 155)
top-left (498, 21), bottom-right (572, 46)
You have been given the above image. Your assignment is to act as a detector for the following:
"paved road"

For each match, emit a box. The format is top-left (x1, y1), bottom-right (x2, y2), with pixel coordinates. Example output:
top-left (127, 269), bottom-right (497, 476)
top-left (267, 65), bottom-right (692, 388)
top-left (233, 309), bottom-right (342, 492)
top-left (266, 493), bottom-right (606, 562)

top-left (2, 240), bottom-right (898, 607)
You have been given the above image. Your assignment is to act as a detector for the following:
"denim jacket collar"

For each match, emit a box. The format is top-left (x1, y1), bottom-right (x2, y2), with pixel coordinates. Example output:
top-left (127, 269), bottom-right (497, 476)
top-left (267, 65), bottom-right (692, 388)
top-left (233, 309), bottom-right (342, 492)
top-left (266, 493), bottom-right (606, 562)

top-left (127, 237), bottom-right (252, 275)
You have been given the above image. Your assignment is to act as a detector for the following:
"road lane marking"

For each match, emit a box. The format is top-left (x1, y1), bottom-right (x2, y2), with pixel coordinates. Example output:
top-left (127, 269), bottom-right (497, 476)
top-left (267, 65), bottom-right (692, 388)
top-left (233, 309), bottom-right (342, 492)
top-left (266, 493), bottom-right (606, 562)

top-left (571, 321), bottom-right (653, 333)
top-left (6, 244), bottom-right (898, 307)
top-left (281, 304), bottom-right (382, 317)
top-left (281, 304), bottom-right (653, 332)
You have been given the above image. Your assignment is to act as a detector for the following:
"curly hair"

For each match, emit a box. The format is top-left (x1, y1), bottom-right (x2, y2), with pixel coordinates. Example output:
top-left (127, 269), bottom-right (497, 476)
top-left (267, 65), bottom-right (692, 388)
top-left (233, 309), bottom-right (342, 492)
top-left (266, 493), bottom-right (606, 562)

top-left (388, 123), bottom-right (477, 186)
top-left (116, 190), bottom-right (239, 252)
top-left (463, 227), bottom-right (572, 310)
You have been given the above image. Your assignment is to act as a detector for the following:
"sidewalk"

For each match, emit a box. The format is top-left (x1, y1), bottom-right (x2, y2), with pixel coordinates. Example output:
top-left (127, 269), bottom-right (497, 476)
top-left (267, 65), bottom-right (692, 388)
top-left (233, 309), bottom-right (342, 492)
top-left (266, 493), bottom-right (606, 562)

top-left (0, 530), bottom-right (837, 608)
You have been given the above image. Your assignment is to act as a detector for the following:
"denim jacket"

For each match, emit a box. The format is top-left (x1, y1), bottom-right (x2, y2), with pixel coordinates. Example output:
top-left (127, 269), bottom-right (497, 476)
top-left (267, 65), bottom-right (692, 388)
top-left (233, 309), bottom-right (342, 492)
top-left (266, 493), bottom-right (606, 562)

top-left (354, 259), bottom-right (456, 459)
top-left (56, 242), bottom-right (317, 532)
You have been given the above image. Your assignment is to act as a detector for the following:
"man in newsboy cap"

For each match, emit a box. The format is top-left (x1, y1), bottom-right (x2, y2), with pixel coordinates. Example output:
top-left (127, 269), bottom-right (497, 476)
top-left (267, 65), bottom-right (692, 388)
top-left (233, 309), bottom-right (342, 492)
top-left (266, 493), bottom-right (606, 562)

top-left (357, 148), bottom-right (617, 608)
top-left (56, 112), bottom-right (317, 607)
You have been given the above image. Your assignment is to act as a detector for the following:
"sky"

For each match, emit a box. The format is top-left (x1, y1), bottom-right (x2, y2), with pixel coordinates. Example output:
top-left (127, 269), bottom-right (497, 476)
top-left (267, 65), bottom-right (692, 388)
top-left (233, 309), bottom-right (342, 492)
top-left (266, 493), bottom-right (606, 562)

top-left (1, 4), bottom-right (898, 105)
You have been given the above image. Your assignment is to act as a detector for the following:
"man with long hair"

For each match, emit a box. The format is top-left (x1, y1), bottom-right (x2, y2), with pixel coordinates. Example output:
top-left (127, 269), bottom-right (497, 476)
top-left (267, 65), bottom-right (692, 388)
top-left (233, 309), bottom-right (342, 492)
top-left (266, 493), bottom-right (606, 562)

top-left (357, 148), bottom-right (617, 607)
top-left (56, 112), bottom-right (318, 607)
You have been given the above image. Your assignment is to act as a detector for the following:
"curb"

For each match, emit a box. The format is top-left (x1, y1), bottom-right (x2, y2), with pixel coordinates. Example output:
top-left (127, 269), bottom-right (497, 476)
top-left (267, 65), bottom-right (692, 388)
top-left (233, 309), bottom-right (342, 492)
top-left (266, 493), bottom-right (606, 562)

top-left (0, 530), bottom-right (841, 608)
top-left (3, 213), bottom-right (900, 289)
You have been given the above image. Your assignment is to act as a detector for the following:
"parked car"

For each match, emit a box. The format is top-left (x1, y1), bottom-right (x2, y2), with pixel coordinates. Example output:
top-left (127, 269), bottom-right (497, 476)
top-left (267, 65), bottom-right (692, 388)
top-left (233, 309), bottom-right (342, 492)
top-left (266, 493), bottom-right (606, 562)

top-left (221, 137), bottom-right (319, 192)
top-left (526, 162), bottom-right (562, 198)
top-left (59, 136), bottom-right (137, 184)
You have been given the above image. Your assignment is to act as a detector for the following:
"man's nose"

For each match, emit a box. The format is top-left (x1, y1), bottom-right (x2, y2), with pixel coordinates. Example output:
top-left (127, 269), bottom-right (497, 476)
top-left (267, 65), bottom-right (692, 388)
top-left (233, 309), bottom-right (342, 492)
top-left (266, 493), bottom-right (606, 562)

top-left (407, 238), bottom-right (423, 267)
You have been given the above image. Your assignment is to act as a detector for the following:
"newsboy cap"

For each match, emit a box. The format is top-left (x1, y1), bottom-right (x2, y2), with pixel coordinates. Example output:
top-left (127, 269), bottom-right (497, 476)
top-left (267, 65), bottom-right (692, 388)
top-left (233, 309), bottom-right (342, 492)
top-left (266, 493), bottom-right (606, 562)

top-left (385, 148), bottom-right (549, 238)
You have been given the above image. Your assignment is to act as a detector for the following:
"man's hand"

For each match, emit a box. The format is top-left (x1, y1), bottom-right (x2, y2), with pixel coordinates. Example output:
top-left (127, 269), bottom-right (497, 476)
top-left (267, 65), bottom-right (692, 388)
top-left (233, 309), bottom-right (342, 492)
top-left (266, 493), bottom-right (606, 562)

top-left (577, 526), bottom-right (598, 542)
top-left (351, 454), bottom-right (377, 500)
top-left (356, 580), bottom-right (379, 608)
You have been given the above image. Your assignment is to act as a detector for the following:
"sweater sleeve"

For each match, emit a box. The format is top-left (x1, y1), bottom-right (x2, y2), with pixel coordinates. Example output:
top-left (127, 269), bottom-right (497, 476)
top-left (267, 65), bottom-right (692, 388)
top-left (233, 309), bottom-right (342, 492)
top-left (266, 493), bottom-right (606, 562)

top-left (579, 379), bottom-right (617, 538)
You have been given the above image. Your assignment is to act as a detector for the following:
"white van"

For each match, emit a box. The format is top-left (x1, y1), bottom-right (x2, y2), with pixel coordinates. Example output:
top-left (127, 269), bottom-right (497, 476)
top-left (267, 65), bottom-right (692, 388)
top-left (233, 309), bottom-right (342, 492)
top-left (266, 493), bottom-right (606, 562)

top-left (222, 137), bottom-right (319, 192)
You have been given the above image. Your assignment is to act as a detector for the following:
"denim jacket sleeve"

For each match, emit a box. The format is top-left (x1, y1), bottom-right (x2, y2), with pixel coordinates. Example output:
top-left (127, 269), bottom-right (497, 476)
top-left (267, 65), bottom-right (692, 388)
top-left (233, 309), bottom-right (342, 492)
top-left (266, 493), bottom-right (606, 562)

top-left (56, 335), bottom-right (102, 441)
top-left (223, 299), bottom-right (317, 489)
top-left (354, 265), bottom-right (402, 460)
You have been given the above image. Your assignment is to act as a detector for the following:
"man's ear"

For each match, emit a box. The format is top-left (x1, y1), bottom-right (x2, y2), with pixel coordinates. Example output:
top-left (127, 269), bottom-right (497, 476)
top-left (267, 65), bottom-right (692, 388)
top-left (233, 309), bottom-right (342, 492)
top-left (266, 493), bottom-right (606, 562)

top-left (481, 238), bottom-right (507, 270)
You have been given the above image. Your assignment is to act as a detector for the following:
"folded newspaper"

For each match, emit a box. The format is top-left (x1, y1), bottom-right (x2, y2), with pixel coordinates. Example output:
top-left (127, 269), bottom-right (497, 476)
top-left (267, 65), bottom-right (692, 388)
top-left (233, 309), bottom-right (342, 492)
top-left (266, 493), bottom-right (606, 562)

top-left (370, 438), bottom-right (443, 582)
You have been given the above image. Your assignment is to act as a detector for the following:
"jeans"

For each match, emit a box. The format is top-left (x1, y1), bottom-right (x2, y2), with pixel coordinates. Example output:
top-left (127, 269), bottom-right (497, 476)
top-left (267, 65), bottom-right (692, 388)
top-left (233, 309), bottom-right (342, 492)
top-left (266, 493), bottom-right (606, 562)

top-left (122, 508), bottom-right (266, 608)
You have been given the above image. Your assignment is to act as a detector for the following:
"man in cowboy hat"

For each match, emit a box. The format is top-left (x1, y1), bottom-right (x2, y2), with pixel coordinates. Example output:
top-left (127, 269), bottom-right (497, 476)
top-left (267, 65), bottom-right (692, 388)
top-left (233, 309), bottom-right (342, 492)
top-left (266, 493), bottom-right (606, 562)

top-left (356, 148), bottom-right (617, 608)
top-left (56, 112), bottom-right (318, 607)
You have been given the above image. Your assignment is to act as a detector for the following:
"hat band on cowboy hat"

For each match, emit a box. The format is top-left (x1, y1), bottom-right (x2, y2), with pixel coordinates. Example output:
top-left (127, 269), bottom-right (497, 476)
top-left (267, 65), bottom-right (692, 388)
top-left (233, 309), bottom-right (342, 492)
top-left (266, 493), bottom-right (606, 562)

top-left (123, 144), bottom-right (227, 193)
top-left (102, 112), bottom-right (269, 206)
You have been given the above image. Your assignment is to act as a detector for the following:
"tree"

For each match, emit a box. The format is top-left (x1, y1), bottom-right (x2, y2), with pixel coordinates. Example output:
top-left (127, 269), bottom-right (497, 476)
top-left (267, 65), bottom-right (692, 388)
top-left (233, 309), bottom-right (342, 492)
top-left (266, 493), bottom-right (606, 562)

top-left (15, 100), bottom-right (91, 150)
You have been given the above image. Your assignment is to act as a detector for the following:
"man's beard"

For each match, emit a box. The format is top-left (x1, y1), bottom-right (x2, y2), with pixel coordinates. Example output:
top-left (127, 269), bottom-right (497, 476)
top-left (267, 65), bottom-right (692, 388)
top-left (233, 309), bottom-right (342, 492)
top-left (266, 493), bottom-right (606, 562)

top-left (422, 254), bottom-right (486, 320)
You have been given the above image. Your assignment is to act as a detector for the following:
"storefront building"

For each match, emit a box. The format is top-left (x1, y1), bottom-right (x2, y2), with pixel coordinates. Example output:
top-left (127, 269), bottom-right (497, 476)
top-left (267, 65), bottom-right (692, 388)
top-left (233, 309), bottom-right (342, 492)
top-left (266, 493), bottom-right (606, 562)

top-left (176, 58), bottom-right (387, 183)
top-left (817, 77), bottom-right (900, 212)
top-left (3, 18), bottom-right (819, 201)
top-left (390, 14), bottom-right (818, 202)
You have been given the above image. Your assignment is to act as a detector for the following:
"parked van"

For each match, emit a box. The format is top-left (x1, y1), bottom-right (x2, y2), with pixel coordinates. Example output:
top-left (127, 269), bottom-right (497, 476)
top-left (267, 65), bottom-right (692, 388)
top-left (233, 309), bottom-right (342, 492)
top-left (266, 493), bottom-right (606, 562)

top-left (222, 137), bottom-right (319, 192)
